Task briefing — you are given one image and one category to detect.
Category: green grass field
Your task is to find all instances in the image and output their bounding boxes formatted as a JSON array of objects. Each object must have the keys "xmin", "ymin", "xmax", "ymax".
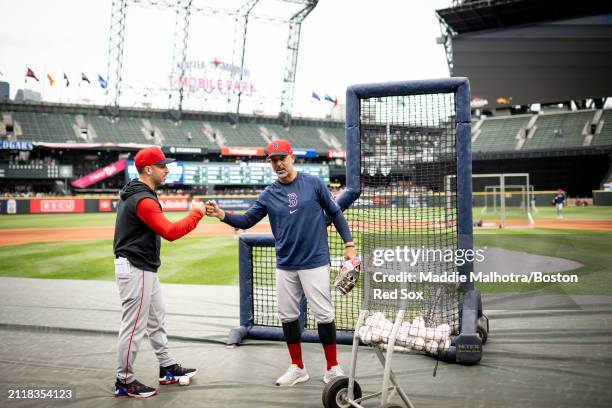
[
  {"xmin": 0, "ymin": 236, "xmax": 240, "ymax": 285},
  {"xmin": 2, "ymin": 206, "xmax": 608, "ymax": 230},
  {"xmin": 0, "ymin": 211, "xmax": 241, "ymax": 285},
  {"xmin": 476, "ymin": 205, "xmax": 612, "ymax": 221},
  {"xmin": 0, "ymin": 211, "xmax": 222, "ymax": 229},
  {"xmin": 0, "ymin": 207, "xmax": 611, "ymax": 294}
]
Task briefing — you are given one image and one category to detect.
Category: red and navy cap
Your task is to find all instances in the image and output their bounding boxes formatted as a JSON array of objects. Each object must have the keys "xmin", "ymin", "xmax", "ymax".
[
  {"xmin": 267, "ymin": 139, "xmax": 293, "ymax": 158},
  {"xmin": 134, "ymin": 147, "xmax": 175, "ymax": 169}
]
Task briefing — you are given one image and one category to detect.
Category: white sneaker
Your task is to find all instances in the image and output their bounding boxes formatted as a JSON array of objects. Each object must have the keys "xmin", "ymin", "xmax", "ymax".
[
  {"xmin": 323, "ymin": 365, "xmax": 345, "ymax": 384},
  {"xmin": 275, "ymin": 364, "xmax": 309, "ymax": 387}
]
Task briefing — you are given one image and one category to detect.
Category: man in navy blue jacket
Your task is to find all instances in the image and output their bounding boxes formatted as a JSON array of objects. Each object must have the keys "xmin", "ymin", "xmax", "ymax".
[{"xmin": 205, "ymin": 139, "xmax": 356, "ymax": 387}]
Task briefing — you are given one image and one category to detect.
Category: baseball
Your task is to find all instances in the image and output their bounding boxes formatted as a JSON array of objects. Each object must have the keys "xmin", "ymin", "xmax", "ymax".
[
  {"xmin": 404, "ymin": 336, "xmax": 416, "ymax": 349},
  {"xmin": 371, "ymin": 328, "xmax": 382, "ymax": 343},
  {"xmin": 441, "ymin": 338, "xmax": 452, "ymax": 352},
  {"xmin": 179, "ymin": 376, "xmax": 190, "ymax": 386},
  {"xmin": 413, "ymin": 337, "xmax": 425, "ymax": 351},
  {"xmin": 358, "ymin": 326, "xmax": 371, "ymax": 343},
  {"xmin": 434, "ymin": 323, "xmax": 451, "ymax": 341},
  {"xmin": 425, "ymin": 327, "xmax": 436, "ymax": 341},
  {"xmin": 381, "ymin": 320, "xmax": 393, "ymax": 332},
  {"xmin": 425, "ymin": 340, "xmax": 439, "ymax": 354},
  {"xmin": 396, "ymin": 332, "xmax": 409, "ymax": 347}
]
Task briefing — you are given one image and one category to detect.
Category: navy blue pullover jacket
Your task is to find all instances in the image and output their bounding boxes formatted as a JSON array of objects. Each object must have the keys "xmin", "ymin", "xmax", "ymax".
[{"xmin": 222, "ymin": 172, "xmax": 352, "ymax": 270}]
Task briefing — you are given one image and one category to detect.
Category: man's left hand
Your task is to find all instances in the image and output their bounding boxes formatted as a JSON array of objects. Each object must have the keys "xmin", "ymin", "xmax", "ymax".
[{"xmin": 344, "ymin": 243, "xmax": 356, "ymax": 260}]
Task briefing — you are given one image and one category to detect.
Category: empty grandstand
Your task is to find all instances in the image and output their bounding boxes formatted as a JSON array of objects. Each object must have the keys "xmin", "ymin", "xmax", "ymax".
[{"xmin": 0, "ymin": 101, "xmax": 345, "ymax": 154}]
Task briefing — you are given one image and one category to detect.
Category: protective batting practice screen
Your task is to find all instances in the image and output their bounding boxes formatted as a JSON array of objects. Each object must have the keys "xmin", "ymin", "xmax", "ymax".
[{"xmin": 231, "ymin": 79, "xmax": 479, "ymax": 363}]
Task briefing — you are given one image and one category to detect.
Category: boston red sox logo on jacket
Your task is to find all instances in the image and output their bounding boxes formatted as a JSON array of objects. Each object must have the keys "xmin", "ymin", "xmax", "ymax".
[{"xmin": 287, "ymin": 193, "xmax": 298, "ymax": 208}]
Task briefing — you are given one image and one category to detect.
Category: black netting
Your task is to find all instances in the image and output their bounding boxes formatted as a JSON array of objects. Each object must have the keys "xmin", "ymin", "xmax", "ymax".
[
  {"xmin": 252, "ymin": 92, "xmax": 463, "ymax": 341},
  {"xmin": 252, "ymin": 245, "xmax": 280, "ymax": 327}
]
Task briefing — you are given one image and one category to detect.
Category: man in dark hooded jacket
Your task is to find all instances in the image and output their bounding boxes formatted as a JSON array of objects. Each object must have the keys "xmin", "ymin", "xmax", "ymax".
[{"xmin": 113, "ymin": 147, "xmax": 205, "ymax": 398}]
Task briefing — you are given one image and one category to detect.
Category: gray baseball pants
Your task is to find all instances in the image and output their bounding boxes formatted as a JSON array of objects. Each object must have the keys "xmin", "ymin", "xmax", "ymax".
[
  {"xmin": 114, "ymin": 257, "xmax": 176, "ymax": 383},
  {"xmin": 276, "ymin": 264, "xmax": 334, "ymax": 324}
]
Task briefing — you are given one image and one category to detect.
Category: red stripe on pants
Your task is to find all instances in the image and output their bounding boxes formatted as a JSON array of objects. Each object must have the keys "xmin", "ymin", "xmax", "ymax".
[{"xmin": 124, "ymin": 269, "xmax": 145, "ymax": 382}]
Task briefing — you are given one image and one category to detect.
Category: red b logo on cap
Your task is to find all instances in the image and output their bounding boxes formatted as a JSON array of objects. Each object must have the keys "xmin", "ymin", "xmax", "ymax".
[{"xmin": 267, "ymin": 139, "xmax": 292, "ymax": 158}]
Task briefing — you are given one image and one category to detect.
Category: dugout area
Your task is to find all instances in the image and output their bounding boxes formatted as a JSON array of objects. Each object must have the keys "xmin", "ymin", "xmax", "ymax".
[{"xmin": 1, "ymin": 276, "xmax": 611, "ymax": 407}]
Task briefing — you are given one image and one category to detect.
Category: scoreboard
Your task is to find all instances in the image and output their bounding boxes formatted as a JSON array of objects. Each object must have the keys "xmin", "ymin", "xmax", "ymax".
[{"xmin": 127, "ymin": 161, "xmax": 329, "ymax": 185}]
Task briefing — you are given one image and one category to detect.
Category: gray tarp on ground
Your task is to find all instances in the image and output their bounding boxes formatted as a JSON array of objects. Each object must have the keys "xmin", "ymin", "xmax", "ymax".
[{"xmin": 1, "ymin": 277, "xmax": 611, "ymax": 407}]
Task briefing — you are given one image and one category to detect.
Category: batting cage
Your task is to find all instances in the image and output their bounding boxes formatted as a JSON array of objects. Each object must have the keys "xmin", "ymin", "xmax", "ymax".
[{"xmin": 229, "ymin": 78, "xmax": 488, "ymax": 375}]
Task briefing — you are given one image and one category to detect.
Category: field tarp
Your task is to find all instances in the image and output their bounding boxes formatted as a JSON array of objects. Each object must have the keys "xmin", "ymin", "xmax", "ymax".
[{"xmin": 1, "ymin": 277, "xmax": 611, "ymax": 407}]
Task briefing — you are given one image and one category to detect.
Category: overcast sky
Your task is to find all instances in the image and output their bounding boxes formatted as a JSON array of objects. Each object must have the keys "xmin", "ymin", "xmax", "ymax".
[{"xmin": 0, "ymin": 0, "xmax": 451, "ymax": 117}]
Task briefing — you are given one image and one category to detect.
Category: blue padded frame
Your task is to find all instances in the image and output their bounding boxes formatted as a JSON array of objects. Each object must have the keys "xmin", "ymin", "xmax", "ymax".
[
  {"xmin": 342, "ymin": 78, "xmax": 481, "ymax": 363},
  {"xmin": 228, "ymin": 233, "xmax": 355, "ymax": 345},
  {"xmin": 343, "ymin": 78, "xmax": 473, "ymax": 261}
]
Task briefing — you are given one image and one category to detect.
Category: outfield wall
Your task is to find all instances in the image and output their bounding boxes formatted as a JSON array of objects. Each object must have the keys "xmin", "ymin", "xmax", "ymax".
[
  {"xmin": 0, "ymin": 196, "xmax": 257, "ymax": 215},
  {"xmin": 593, "ymin": 190, "xmax": 612, "ymax": 205},
  {"xmin": 3, "ymin": 190, "xmax": 609, "ymax": 215}
]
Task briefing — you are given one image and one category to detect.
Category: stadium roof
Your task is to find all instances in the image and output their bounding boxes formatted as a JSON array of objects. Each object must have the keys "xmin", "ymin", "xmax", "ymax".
[{"xmin": 436, "ymin": 0, "xmax": 612, "ymax": 35}]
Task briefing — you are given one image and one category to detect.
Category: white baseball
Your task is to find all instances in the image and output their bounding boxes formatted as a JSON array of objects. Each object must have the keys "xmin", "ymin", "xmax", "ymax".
[
  {"xmin": 433, "ymin": 327, "xmax": 444, "ymax": 341},
  {"xmin": 179, "ymin": 376, "xmax": 190, "ymax": 386},
  {"xmin": 425, "ymin": 340, "xmax": 439, "ymax": 354},
  {"xmin": 425, "ymin": 328, "xmax": 436, "ymax": 341},
  {"xmin": 381, "ymin": 320, "xmax": 393, "ymax": 332},
  {"xmin": 396, "ymin": 333, "xmax": 409, "ymax": 347},
  {"xmin": 434, "ymin": 324, "xmax": 451, "ymax": 341},
  {"xmin": 413, "ymin": 317, "xmax": 425, "ymax": 328},
  {"xmin": 405, "ymin": 336, "xmax": 416, "ymax": 348},
  {"xmin": 371, "ymin": 328, "xmax": 382, "ymax": 343},
  {"xmin": 358, "ymin": 326, "xmax": 369, "ymax": 341},
  {"xmin": 408, "ymin": 325, "xmax": 419, "ymax": 337},
  {"xmin": 417, "ymin": 327, "xmax": 426, "ymax": 338},
  {"xmin": 413, "ymin": 337, "xmax": 425, "ymax": 351}
]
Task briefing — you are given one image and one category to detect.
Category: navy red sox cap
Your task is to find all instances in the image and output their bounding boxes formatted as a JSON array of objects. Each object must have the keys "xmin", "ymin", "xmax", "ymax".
[
  {"xmin": 267, "ymin": 139, "xmax": 293, "ymax": 158},
  {"xmin": 135, "ymin": 147, "xmax": 176, "ymax": 168}
]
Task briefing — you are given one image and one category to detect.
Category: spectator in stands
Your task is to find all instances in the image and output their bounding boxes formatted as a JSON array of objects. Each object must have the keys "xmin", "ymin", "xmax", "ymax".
[{"xmin": 552, "ymin": 188, "xmax": 566, "ymax": 219}]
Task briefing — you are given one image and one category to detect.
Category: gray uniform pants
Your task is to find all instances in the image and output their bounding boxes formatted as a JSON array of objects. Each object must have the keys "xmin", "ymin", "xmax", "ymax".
[
  {"xmin": 115, "ymin": 257, "xmax": 176, "ymax": 383},
  {"xmin": 276, "ymin": 265, "xmax": 334, "ymax": 324}
]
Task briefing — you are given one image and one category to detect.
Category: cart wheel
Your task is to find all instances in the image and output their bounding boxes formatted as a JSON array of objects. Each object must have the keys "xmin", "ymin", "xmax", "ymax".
[
  {"xmin": 322, "ymin": 376, "xmax": 362, "ymax": 408},
  {"xmin": 477, "ymin": 314, "xmax": 489, "ymax": 344}
]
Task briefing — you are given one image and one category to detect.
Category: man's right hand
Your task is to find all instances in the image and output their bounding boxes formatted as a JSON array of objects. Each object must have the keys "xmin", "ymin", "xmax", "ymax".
[
  {"xmin": 190, "ymin": 200, "xmax": 206, "ymax": 216},
  {"xmin": 205, "ymin": 200, "xmax": 225, "ymax": 220}
]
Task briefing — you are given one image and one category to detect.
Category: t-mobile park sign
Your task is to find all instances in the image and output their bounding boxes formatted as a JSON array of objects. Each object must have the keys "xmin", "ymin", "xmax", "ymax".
[{"xmin": 168, "ymin": 76, "xmax": 255, "ymax": 95}]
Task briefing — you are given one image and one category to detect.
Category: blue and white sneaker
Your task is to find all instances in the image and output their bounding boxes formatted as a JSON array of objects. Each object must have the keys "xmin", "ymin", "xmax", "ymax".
[
  {"xmin": 159, "ymin": 363, "xmax": 198, "ymax": 385},
  {"xmin": 114, "ymin": 379, "xmax": 157, "ymax": 398}
]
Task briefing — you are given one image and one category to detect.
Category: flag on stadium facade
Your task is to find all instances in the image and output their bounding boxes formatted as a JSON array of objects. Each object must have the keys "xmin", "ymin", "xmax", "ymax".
[
  {"xmin": 97, "ymin": 74, "xmax": 107, "ymax": 89},
  {"xmin": 81, "ymin": 73, "xmax": 90, "ymax": 84},
  {"xmin": 26, "ymin": 67, "xmax": 39, "ymax": 81},
  {"xmin": 47, "ymin": 73, "xmax": 55, "ymax": 86},
  {"xmin": 311, "ymin": 92, "xmax": 321, "ymax": 101},
  {"xmin": 324, "ymin": 94, "xmax": 339, "ymax": 107}
]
